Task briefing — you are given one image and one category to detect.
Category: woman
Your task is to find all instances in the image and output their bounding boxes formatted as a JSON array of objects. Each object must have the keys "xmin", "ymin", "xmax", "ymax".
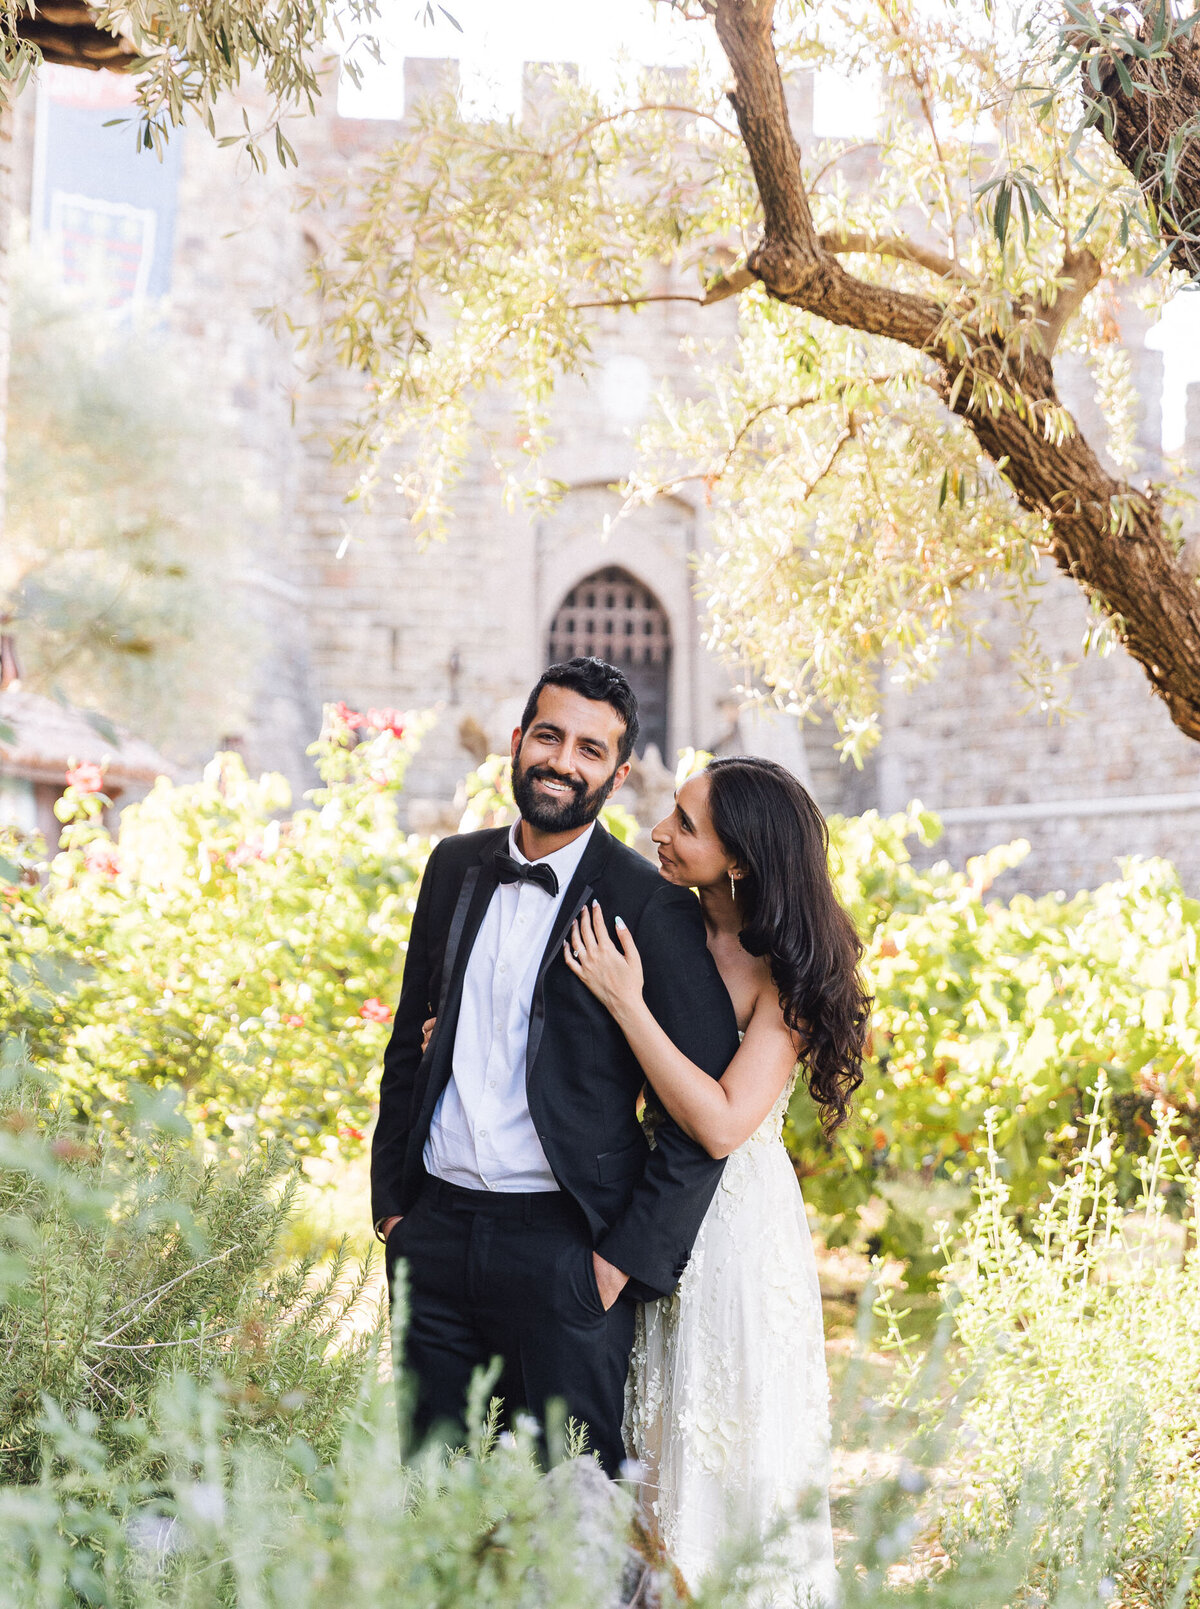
[{"xmin": 563, "ymin": 756, "xmax": 869, "ymax": 1603}]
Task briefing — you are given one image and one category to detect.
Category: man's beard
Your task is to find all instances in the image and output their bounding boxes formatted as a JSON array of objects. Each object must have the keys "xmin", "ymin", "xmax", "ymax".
[{"xmin": 512, "ymin": 755, "xmax": 619, "ymax": 833}]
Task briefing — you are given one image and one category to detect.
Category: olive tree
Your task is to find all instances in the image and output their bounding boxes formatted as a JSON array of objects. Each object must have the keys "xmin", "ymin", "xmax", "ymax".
[
  {"xmin": 298, "ymin": 0, "xmax": 1200, "ymax": 756},
  {"xmin": 4, "ymin": 0, "xmax": 1200, "ymax": 755}
]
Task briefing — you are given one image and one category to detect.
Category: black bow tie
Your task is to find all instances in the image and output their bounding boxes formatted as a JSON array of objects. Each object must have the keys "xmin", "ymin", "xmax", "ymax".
[{"xmin": 494, "ymin": 849, "xmax": 559, "ymax": 897}]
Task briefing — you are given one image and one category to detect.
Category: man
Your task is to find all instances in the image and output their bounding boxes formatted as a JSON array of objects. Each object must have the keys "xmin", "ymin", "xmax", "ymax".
[{"xmin": 371, "ymin": 656, "xmax": 739, "ymax": 1474}]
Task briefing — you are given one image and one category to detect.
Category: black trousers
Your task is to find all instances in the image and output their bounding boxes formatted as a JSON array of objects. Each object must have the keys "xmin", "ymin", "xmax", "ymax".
[{"xmin": 386, "ymin": 1175, "xmax": 636, "ymax": 1476}]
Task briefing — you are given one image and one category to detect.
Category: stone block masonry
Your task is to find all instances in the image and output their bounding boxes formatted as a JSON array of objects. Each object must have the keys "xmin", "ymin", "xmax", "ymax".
[{"xmin": 11, "ymin": 57, "xmax": 1197, "ymax": 893}]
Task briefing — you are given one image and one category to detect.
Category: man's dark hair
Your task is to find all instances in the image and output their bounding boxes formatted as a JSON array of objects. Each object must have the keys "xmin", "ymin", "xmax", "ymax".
[{"xmin": 519, "ymin": 657, "xmax": 640, "ymax": 766}]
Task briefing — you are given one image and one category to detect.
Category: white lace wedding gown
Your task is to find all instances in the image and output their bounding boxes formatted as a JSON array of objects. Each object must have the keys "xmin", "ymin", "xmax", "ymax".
[{"xmin": 624, "ymin": 1072, "xmax": 837, "ymax": 1605}]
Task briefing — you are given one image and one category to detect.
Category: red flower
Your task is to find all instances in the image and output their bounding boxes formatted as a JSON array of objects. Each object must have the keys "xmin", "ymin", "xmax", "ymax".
[
  {"xmin": 66, "ymin": 762, "xmax": 105, "ymax": 794},
  {"xmin": 358, "ymin": 997, "xmax": 392, "ymax": 1024},
  {"xmin": 339, "ymin": 1125, "xmax": 365, "ymax": 1143},
  {"xmin": 333, "ymin": 701, "xmax": 365, "ymax": 730},
  {"xmin": 365, "ymin": 707, "xmax": 405, "ymax": 739},
  {"xmin": 84, "ymin": 840, "xmax": 120, "ymax": 877},
  {"xmin": 283, "ymin": 1014, "xmax": 304, "ymax": 1028}
]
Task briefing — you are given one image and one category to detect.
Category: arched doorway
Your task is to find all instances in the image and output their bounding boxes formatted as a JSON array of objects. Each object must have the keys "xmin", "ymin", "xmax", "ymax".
[{"xmin": 547, "ymin": 567, "xmax": 672, "ymax": 757}]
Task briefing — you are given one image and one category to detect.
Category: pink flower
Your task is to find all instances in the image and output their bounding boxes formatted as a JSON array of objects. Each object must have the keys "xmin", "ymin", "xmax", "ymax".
[
  {"xmin": 283, "ymin": 1014, "xmax": 304, "ymax": 1028},
  {"xmin": 358, "ymin": 997, "xmax": 392, "ymax": 1024},
  {"xmin": 66, "ymin": 762, "xmax": 105, "ymax": 794},
  {"xmin": 339, "ymin": 1125, "xmax": 365, "ymax": 1143},
  {"xmin": 226, "ymin": 839, "xmax": 263, "ymax": 869},
  {"xmin": 84, "ymin": 840, "xmax": 120, "ymax": 877},
  {"xmin": 365, "ymin": 708, "xmax": 406, "ymax": 739},
  {"xmin": 333, "ymin": 701, "xmax": 365, "ymax": 730}
]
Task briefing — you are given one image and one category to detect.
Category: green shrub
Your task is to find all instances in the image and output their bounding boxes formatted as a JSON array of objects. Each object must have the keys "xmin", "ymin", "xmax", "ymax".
[
  {"xmin": 788, "ymin": 808, "xmax": 1200, "ymax": 1271},
  {"xmin": 1, "ymin": 708, "xmax": 431, "ymax": 1156},
  {"xmin": 0, "ymin": 1366, "xmax": 633, "ymax": 1609},
  {"xmin": 0, "ymin": 1039, "xmax": 381, "ymax": 1484},
  {"xmin": 5, "ymin": 1165, "xmax": 1198, "ymax": 1608},
  {"xmin": 2, "ymin": 1021, "xmax": 1198, "ymax": 1607},
  {"xmin": 872, "ymin": 1086, "xmax": 1200, "ymax": 1608},
  {"xmin": 0, "ymin": 722, "xmax": 642, "ymax": 1166}
]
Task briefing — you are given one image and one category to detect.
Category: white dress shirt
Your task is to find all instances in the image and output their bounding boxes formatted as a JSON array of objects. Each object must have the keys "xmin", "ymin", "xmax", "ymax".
[{"xmin": 423, "ymin": 819, "xmax": 596, "ymax": 1191}]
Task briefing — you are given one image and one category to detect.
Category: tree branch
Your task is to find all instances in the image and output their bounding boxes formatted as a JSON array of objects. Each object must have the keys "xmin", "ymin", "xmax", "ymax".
[
  {"xmin": 1037, "ymin": 246, "xmax": 1102, "ymax": 354},
  {"xmin": 568, "ymin": 293, "xmax": 707, "ymax": 310},
  {"xmin": 710, "ymin": 0, "xmax": 1200, "ymax": 744},
  {"xmin": 702, "ymin": 266, "xmax": 757, "ymax": 303},
  {"xmin": 548, "ymin": 103, "xmax": 742, "ymax": 164},
  {"xmin": 618, "ymin": 395, "xmax": 835, "ymax": 510},
  {"xmin": 619, "ymin": 384, "xmax": 888, "ymax": 517},
  {"xmin": 807, "ymin": 141, "xmax": 882, "ymax": 193},
  {"xmin": 820, "ymin": 230, "xmax": 976, "ymax": 283},
  {"xmin": 567, "ymin": 268, "xmax": 759, "ymax": 311},
  {"xmin": 712, "ymin": 0, "xmax": 944, "ymax": 349}
]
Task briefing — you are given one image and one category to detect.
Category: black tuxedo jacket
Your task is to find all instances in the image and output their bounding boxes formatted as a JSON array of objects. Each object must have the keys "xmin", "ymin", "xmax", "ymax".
[{"xmin": 370, "ymin": 821, "xmax": 740, "ymax": 1300}]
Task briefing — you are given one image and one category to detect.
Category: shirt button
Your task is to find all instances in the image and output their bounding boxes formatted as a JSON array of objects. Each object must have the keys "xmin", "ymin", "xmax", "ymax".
[
  {"xmin": 478, "ymin": 1128, "xmax": 488, "ymax": 1139},
  {"xmin": 488, "ymin": 1079, "xmax": 497, "ymax": 1090}
]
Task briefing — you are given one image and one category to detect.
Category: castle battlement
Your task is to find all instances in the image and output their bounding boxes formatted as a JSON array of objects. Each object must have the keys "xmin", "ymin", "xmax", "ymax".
[{"xmin": 393, "ymin": 53, "xmax": 816, "ymax": 140}]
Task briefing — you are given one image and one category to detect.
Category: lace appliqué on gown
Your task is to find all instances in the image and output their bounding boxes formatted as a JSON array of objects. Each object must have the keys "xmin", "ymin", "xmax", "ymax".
[{"xmin": 624, "ymin": 1074, "xmax": 837, "ymax": 1606}]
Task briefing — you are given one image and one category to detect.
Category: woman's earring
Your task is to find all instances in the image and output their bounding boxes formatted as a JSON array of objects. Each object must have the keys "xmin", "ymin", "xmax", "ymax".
[{"xmin": 729, "ymin": 871, "xmax": 737, "ymax": 900}]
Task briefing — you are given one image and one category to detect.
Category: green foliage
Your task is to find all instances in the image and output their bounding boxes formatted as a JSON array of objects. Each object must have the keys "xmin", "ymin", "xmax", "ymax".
[
  {"xmin": 1049, "ymin": 0, "xmax": 1200, "ymax": 279},
  {"xmin": 4, "ymin": 872, "xmax": 1200, "ymax": 1606},
  {"xmin": 2, "ymin": 265, "xmax": 257, "ymax": 764},
  {"xmin": 878, "ymin": 1092, "xmax": 1200, "ymax": 1608},
  {"xmin": 1, "ymin": 709, "xmax": 430, "ymax": 1155},
  {"xmin": 8, "ymin": 725, "xmax": 1199, "ymax": 1268},
  {"xmin": 788, "ymin": 807, "xmax": 1200, "ymax": 1274},
  {"xmin": 4, "ymin": 1066, "xmax": 1198, "ymax": 1606},
  {"xmin": 0, "ymin": 1370, "xmax": 628, "ymax": 1609},
  {"xmin": 0, "ymin": 851, "xmax": 79, "ymax": 1065},
  {"xmin": 0, "ymin": 1039, "xmax": 381, "ymax": 1487},
  {"xmin": 8, "ymin": 696, "xmax": 1200, "ymax": 1280},
  {"xmin": 0, "ymin": 0, "xmax": 382, "ymax": 166}
]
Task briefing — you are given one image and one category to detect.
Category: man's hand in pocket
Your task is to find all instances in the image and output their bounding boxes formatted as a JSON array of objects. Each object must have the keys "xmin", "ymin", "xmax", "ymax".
[{"xmin": 592, "ymin": 1251, "xmax": 629, "ymax": 1310}]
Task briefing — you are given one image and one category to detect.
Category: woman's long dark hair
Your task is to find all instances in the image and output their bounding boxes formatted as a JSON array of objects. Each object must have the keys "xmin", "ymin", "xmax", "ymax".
[{"xmin": 706, "ymin": 756, "xmax": 871, "ymax": 1136}]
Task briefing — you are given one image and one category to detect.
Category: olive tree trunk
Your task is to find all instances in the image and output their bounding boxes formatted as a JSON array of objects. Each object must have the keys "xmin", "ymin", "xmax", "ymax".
[{"xmin": 711, "ymin": 0, "xmax": 1200, "ymax": 745}]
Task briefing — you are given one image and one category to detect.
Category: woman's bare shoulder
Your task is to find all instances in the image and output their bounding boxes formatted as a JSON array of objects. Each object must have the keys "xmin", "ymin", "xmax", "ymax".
[
  {"xmin": 747, "ymin": 969, "xmax": 805, "ymax": 1057},
  {"xmin": 748, "ymin": 970, "xmax": 786, "ymax": 1028}
]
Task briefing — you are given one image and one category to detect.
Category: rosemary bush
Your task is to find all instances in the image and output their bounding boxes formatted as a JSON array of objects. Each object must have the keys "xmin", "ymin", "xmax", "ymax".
[
  {"xmin": 0, "ymin": 1039, "xmax": 381, "ymax": 1485},
  {"xmin": 0, "ymin": 1369, "xmax": 621, "ymax": 1609},
  {"xmin": 869, "ymin": 1088, "xmax": 1200, "ymax": 1609}
]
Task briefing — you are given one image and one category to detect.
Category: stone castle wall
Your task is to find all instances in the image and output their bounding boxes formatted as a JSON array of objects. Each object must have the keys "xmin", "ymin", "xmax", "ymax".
[
  {"xmin": 877, "ymin": 569, "xmax": 1200, "ymax": 894},
  {"xmin": 270, "ymin": 62, "xmax": 801, "ymax": 814},
  {"xmin": 12, "ymin": 58, "xmax": 1200, "ymax": 892}
]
